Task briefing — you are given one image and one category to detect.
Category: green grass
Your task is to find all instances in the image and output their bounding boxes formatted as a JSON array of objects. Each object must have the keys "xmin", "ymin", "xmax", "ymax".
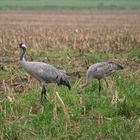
[
  {"xmin": 0, "ymin": 47, "xmax": 140, "ymax": 139},
  {"xmin": 88, "ymin": 50, "xmax": 114, "ymax": 63},
  {"xmin": 0, "ymin": 71, "xmax": 140, "ymax": 139},
  {"xmin": 128, "ymin": 49, "xmax": 140, "ymax": 58},
  {"xmin": 0, "ymin": 70, "xmax": 9, "ymax": 79},
  {"xmin": 0, "ymin": 0, "xmax": 140, "ymax": 10}
]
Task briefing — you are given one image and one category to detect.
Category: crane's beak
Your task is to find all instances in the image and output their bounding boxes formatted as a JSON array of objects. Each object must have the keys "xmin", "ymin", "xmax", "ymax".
[
  {"xmin": 14, "ymin": 45, "xmax": 19, "ymax": 52},
  {"xmin": 14, "ymin": 45, "xmax": 18, "ymax": 51},
  {"xmin": 67, "ymin": 84, "xmax": 71, "ymax": 90},
  {"xmin": 64, "ymin": 82, "xmax": 71, "ymax": 90},
  {"xmin": 17, "ymin": 45, "xmax": 20, "ymax": 48}
]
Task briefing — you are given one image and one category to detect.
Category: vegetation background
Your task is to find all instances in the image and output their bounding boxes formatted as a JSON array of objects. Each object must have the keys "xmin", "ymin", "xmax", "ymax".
[
  {"xmin": 0, "ymin": 0, "xmax": 140, "ymax": 10},
  {"xmin": 0, "ymin": 0, "xmax": 140, "ymax": 139}
]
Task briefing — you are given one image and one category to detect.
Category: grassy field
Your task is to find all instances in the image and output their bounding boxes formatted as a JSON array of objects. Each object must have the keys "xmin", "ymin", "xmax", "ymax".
[
  {"xmin": 0, "ymin": 0, "xmax": 140, "ymax": 10},
  {"xmin": 0, "ymin": 11, "xmax": 140, "ymax": 139}
]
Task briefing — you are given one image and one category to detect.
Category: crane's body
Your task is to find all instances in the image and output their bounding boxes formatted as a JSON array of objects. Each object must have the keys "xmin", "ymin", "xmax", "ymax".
[
  {"xmin": 21, "ymin": 60, "xmax": 68, "ymax": 85},
  {"xmin": 87, "ymin": 62, "xmax": 123, "ymax": 80},
  {"xmin": 18, "ymin": 43, "xmax": 71, "ymax": 103},
  {"xmin": 80, "ymin": 61, "xmax": 123, "ymax": 92}
]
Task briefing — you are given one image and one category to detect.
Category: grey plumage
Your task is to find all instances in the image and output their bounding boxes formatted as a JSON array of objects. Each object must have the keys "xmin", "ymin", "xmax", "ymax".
[
  {"xmin": 80, "ymin": 61, "xmax": 123, "ymax": 92},
  {"xmin": 18, "ymin": 43, "xmax": 71, "ymax": 103}
]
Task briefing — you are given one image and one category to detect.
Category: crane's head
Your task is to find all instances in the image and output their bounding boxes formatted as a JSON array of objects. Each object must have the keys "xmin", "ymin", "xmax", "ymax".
[
  {"xmin": 18, "ymin": 43, "xmax": 27, "ymax": 50},
  {"xmin": 64, "ymin": 80, "xmax": 71, "ymax": 90},
  {"xmin": 58, "ymin": 77, "xmax": 71, "ymax": 90}
]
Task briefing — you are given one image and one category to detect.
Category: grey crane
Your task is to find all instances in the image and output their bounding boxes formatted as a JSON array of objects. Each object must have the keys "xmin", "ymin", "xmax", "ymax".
[
  {"xmin": 79, "ymin": 61, "xmax": 123, "ymax": 92},
  {"xmin": 18, "ymin": 43, "xmax": 71, "ymax": 103}
]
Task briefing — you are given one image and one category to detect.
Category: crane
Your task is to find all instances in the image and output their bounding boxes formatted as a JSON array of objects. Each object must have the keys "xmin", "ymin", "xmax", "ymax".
[
  {"xmin": 79, "ymin": 61, "xmax": 123, "ymax": 92},
  {"xmin": 18, "ymin": 43, "xmax": 71, "ymax": 104}
]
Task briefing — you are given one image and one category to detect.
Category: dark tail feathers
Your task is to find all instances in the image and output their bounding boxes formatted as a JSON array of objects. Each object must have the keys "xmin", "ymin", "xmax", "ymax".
[{"xmin": 109, "ymin": 61, "xmax": 124, "ymax": 70}]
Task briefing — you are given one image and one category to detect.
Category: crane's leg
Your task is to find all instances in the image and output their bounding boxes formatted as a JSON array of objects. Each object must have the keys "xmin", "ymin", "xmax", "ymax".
[
  {"xmin": 98, "ymin": 80, "xmax": 101, "ymax": 93},
  {"xmin": 40, "ymin": 90, "xmax": 44, "ymax": 104},
  {"xmin": 43, "ymin": 85, "xmax": 47, "ymax": 100},
  {"xmin": 40, "ymin": 85, "xmax": 46, "ymax": 104}
]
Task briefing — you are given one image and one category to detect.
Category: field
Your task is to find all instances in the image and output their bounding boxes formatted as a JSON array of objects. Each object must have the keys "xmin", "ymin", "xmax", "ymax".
[
  {"xmin": 0, "ymin": 10, "xmax": 140, "ymax": 140},
  {"xmin": 0, "ymin": 0, "xmax": 140, "ymax": 10}
]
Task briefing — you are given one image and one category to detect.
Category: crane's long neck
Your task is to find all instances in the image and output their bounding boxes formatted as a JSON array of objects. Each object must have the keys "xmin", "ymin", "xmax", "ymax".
[
  {"xmin": 79, "ymin": 77, "xmax": 92, "ymax": 90},
  {"xmin": 20, "ymin": 48, "xmax": 26, "ymax": 61}
]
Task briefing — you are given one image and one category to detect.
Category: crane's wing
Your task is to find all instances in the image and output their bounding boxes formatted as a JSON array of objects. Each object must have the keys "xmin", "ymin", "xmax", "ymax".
[
  {"xmin": 25, "ymin": 62, "xmax": 60, "ymax": 82},
  {"xmin": 95, "ymin": 62, "xmax": 122, "ymax": 78}
]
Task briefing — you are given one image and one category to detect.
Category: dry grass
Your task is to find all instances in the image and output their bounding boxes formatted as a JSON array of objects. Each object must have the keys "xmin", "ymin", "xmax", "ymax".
[{"xmin": 0, "ymin": 11, "xmax": 140, "ymax": 51}]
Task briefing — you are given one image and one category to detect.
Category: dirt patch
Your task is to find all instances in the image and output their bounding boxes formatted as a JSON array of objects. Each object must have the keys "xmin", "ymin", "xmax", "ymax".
[{"xmin": 0, "ymin": 76, "xmax": 28, "ymax": 94}]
